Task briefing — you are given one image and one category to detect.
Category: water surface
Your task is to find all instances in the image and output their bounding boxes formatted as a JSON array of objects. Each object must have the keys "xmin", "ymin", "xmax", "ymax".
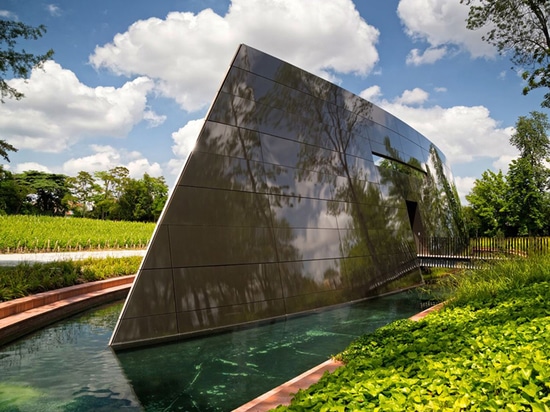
[{"xmin": 0, "ymin": 291, "xmax": 420, "ymax": 411}]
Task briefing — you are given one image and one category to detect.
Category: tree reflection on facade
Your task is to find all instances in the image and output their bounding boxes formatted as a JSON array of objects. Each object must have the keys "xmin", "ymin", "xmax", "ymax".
[{"xmin": 110, "ymin": 45, "xmax": 465, "ymax": 350}]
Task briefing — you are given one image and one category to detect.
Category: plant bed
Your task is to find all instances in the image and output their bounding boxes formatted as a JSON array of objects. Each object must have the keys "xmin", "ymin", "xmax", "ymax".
[
  {"xmin": 274, "ymin": 256, "xmax": 550, "ymax": 411},
  {"xmin": 0, "ymin": 256, "xmax": 141, "ymax": 302}
]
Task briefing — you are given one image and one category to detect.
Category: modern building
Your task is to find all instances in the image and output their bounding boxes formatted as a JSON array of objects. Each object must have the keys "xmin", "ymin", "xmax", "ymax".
[{"xmin": 110, "ymin": 44, "xmax": 465, "ymax": 350}]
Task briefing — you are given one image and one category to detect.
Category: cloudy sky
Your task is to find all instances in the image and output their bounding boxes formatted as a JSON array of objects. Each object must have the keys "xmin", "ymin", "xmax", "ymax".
[{"xmin": 1, "ymin": 0, "xmax": 545, "ymax": 203}]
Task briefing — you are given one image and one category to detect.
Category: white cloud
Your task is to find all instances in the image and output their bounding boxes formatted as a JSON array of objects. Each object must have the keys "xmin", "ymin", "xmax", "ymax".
[
  {"xmin": 143, "ymin": 110, "xmax": 167, "ymax": 128},
  {"xmin": 434, "ymin": 87, "xmax": 447, "ymax": 93},
  {"xmin": 46, "ymin": 4, "xmax": 61, "ymax": 16},
  {"xmin": 454, "ymin": 176, "xmax": 476, "ymax": 204},
  {"xmin": 397, "ymin": 0, "xmax": 495, "ymax": 63},
  {"xmin": 90, "ymin": 0, "xmax": 379, "ymax": 112},
  {"xmin": 0, "ymin": 10, "xmax": 17, "ymax": 19},
  {"xmin": 167, "ymin": 158, "xmax": 184, "ymax": 179},
  {"xmin": 166, "ymin": 118, "xmax": 204, "ymax": 177},
  {"xmin": 0, "ymin": 61, "xmax": 155, "ymax": 153},
  {"xmin": 493, "ymin": 154, "xmax": 516, "ymax": 173},
  {"xmin": 359, "ymin": 85, "xmax": 382, "ymax": 102},
  {"xmin": 61, "ymin": 144, "xmax": 162, "ymax": 178},
  {"xmin": 171, "ymin": 118, "xmax": 203, "ymax": 159},
  {"xmin": 395, "ymin": 88, "xmax": 429, "ymax": 105},
  {"xmin": 13, "ymin": 162, "xmax": 52, "ymax": 174},
  {"xmin": 406, "ymin": 47, "xmax": 448, "ymax": 65},
  {"xmin": 362, "ymin": 86, "xmax": 517, "ymax": 168}
]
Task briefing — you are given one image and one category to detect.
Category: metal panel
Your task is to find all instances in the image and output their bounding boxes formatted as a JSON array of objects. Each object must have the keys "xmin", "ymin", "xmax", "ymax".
[{"xmin": 110, "ymin": 44, "xmax": 463, "ymax": 350}]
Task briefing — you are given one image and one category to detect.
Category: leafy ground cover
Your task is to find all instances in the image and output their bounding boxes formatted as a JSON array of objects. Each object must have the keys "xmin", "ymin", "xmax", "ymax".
[
  {"xmin": 275, "ymin": 256, "xmax": 550, "ymax": 411},
  {"xmin": 0, "ymin": 256, "xmax": 142, "ymax": 302},
  {"xmin": 0, "ymin": 215, "xmax": 154, "ymax": 253}
]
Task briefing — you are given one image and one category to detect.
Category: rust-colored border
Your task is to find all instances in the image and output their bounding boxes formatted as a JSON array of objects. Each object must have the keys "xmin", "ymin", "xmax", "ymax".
[{"xmin": 233, "ymin": 301, "xmax": 445, "ymax": 411}]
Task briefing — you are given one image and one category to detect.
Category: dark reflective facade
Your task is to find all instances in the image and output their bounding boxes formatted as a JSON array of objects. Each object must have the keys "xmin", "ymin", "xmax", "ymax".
[{"xmin": 110, "ymin": 45, "xmax": 465, "ymax": 350}]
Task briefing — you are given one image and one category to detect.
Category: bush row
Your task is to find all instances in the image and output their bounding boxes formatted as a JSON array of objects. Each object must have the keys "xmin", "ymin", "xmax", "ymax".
[{"xmin": 0, "ymin": 256, "xmax": 142, "ymax": 302}]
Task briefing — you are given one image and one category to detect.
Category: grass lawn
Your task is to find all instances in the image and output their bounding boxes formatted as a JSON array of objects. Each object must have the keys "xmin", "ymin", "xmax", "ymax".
[{"xmin": 274, "ymin": 256, "xmax": 550, "ymax": 411}]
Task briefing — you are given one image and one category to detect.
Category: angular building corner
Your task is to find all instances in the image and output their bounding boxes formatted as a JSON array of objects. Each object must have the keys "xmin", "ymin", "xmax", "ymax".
[{"xmin": 109, "ymin": 44, "xmax": 465, "ymax": 350}]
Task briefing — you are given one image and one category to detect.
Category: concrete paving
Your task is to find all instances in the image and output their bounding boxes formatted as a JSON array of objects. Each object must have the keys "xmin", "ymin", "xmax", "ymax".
[{"xmin": 0, "ymin": 249, "xmax": 146, "ymax": 266}]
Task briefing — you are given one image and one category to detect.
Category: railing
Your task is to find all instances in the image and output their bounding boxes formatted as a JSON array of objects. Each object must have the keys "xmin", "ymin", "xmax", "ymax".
[{"xmin": 416, "ymin": 237, "xmax": 550, "ymax": 268}]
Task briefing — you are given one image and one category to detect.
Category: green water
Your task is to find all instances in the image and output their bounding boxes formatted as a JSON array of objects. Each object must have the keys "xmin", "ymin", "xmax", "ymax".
[{"xmin": 0, "ymin": 291, "xmax": 421, "ymax": 411}]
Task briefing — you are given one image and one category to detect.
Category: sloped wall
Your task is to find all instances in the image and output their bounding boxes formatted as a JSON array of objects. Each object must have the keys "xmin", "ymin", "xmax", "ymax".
[{"xmin": 110, "ymin": 44, "xmax": 464, "ymax": 350}]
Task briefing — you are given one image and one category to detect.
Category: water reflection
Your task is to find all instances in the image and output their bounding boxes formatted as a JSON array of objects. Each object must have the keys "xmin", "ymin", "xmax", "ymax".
[
  {"xmin": 112, "ymin": 44, "xmax": 463, "ymax": 348},
  {"xmin": 0, "ymin": 292, "xmax": 422, "ymax": 411},
  {"xmin": 118, "ymin": 291, "xmax": 421, "ymax": 411},
  {"xmin": 0, "ymin": 303, "xmax": 141, "ymax": 411}
]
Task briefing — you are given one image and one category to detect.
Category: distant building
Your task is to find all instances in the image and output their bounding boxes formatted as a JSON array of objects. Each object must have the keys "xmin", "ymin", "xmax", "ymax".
[{"xmin": 110, "ymin": 45, "xmax": 465, "ymax": 350}]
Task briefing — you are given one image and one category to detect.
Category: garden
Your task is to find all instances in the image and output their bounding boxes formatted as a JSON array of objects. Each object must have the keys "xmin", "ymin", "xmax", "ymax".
[
  {"xmin": 1, "ymin": 213, "xmax": 550, "ymax": 409},
  {"xmin": 274, "ymin": 255, "xmax": 550, "ymax": 411}
]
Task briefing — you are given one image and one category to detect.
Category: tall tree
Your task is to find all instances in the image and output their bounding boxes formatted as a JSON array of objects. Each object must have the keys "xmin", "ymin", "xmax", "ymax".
[
  {"xmin": 142, "ymin": 173, "xmax": 168, "ymax": 221},
  {"xmin": 115, "ymin": 174, "xmax": 168, "ymax": 222},
  {"xmin": 0, "ymin": 166, "xmax": 25, "ymax": 214},
  {"xmin": 466, "ymin": 112, "xmax": 550, "ymax": 236},
  {"xmin": 505, "ymin": 111, "xmax": 550, "ymax": 235},
  {"xmin": 0, "ymin": 140, "xmax": 17, "ymax": 162},
  {"xmin": 1, "ymin": 19, "xmax": 53, "ymax": 163},
  {"xmin": 506, "ymin": 157, "xmax": 547, "ymax": 235},
  {"xmin": 66, "ymin": 171, "xmax": 99, "ymax": 217},
  {"xmin": 0, "ymin": 20, "xmax": 54, "ymax": 102},
  {"xmin": 466, "ymin": 170, "xmax": 508, "ymax": 237},
  {"xmin": 93, "ymin": 167, "xmax": 130, "ymax": 219},
  {"xmin": 16, "ymin": 170, "xmax": 70, "ymax": 216},
  {"xmin": 461, "ymin": 0, "xmax": 550, "ymax": 107}
]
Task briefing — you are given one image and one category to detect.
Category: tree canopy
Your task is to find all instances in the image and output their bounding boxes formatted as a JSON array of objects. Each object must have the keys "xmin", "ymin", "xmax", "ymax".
[
  {"xmin": 0, "ymin": 19, "xmax": 54, "ymax": 102},
  {"xmin": 0, "ymin": 166, "xmax": 168, "ymax": 222},
  {"xmin": 466, "ymin": 170, "xmax": 508, "ymax": 237},
  {"xmin": 0, "ymin": 19, "xmax": 54, "ymax": 164},
  {"xmin": 0, "ymin": 140, "xmax": 17, "ymax": 162},
  {"xmin": 462, "ymin": 0, "xmax": 550, "ymax": 107},
  {"xmin": 466, "ymin": 111, "xmax": 550, "ymax": 236}
]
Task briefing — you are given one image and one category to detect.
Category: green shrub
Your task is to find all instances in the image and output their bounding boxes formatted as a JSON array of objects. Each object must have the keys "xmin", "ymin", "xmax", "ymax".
[
  {"xmin": 439, "ymin": 253, "xmax": 550, "ymax": 308},
  {"xmin": 0, "ymin": 256, "xmax": 141, "ymax": 302},
  {"xmin": 275, "ymin": 256, "xmax": 550, "ymax": 411}
]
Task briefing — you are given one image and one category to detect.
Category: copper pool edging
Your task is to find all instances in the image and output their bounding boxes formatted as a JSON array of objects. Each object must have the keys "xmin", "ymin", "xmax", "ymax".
[
  {"xmin": 233, "ymin": 301, "xmax": 446, "ymax": 412},
  {"xmin": 0, "ymin": 275, "xmax": 135, "ymax": 347}
]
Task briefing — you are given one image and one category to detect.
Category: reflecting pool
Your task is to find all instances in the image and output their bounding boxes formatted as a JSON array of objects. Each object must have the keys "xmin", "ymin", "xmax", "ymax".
[{"xmin": 0, "ymin": 291, "xmax": 421, "ymax": 411}]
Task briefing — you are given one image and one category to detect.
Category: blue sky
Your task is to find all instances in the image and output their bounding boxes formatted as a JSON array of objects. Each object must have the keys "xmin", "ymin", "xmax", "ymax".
[{"xmin": 1, "ymin": 0, "xmax": 545, "ymax": 203}]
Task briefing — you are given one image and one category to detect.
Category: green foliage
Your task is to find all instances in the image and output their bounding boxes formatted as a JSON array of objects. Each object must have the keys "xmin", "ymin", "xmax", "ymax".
[
  {"xmin": 506, "ymin": 112, "xmax": 550, "ymax": 236},
  {"xmin": 465, "ymin": 170, "xmax": 508, "ymax": 236},
  {"xmin": 466, "ymin": 112, "xmax": 550, "ymax": 237},
  {"xmin": 0, "ymin": 140, "xmax": 16, "ymax": 163},
  {"xmin": 441, "ymin": 254, "xmax": 550, "ymax": 308},
  {"xmin": 0, "ymin": 166, "xmax": 24, "ymax": 214},
  {"xmin": 15, "ymin": 170, "xmax": 70, "ymax": 216},
  {"xmin": 506, "ymin": 158, "xmax": 547, "ymax": 236},
  {"xmin": 114, "ymin": 173, "xmax": 168, "ymax": 222},
  {"xmin": 0, "ymin": 215, "xmax": 154, "ymax": 252},
  {"xmin": 461, "ymin": 1, "xmax": 550, "ymax": 108},
  {"xmin": 0, "ymin": 256, "xmax": 141, "ymax": 302},
  {"xmin": 276, "ymin": 257, "xmax": 550, "ymax": 411},
  {"xmin": 0, "ymin": 166, "xmax": 168, "ymax": 221},
  {"xmin": 511, "ymin": 111, "xmax": 550, "ymax": 162},
  {"xmin": 0, "ymin": 19, "xmax": 54, "ymax": 102},
  {"xmin": 65, "ymin": 171, "xmax": 99, "ymax": 218}
]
